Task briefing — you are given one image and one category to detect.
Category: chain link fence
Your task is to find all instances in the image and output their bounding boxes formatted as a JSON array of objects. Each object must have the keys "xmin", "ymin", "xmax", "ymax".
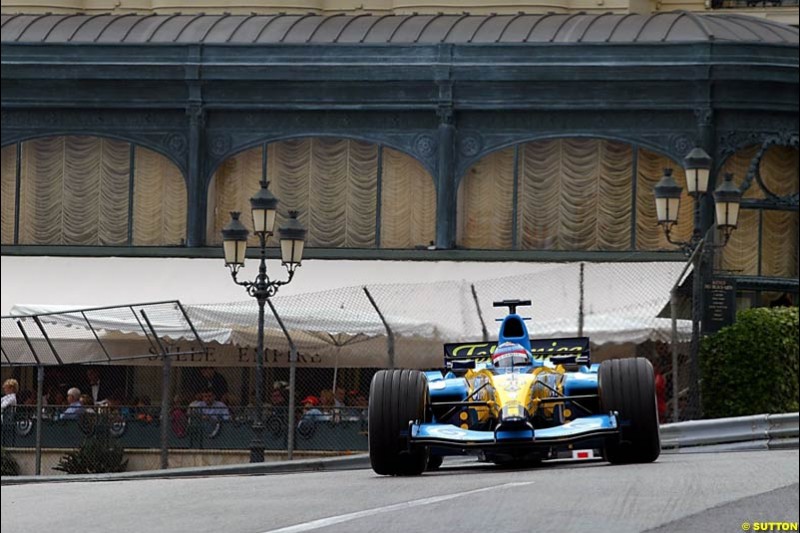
[{"xmin": 1, "ymin": 261, "xmax": 692, "ymax": 476}]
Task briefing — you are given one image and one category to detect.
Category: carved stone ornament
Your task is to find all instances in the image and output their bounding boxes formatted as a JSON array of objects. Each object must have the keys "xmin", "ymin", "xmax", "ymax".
[
  {"xmin": 414, "ymin": 133, "xmax": 438, "ymax": 158},
  {"xmin": 208, "ymin": 134, "xmax": 232, "ymax": 157},
  {"xmin": 458, "ymin": 132, "xmax": 483, "ymax": 158},
  {"xmin": 164, "ymin": 133, "xmax": 188, "ymax": 156}
]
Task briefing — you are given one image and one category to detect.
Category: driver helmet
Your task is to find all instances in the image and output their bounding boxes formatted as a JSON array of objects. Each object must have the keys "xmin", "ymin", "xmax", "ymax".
[{"xmin": 492, "ymin": 342, "xmax": 532, "ymax": 368}]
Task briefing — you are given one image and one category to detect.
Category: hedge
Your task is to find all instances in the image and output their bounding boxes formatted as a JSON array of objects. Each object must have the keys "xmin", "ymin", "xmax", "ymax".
[{"xmin": 700, "ymin": 306, "xmax": 799, "ymax": 418}]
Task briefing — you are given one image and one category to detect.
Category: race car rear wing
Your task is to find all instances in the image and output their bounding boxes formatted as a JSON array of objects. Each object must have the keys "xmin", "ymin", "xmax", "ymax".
[{"xmin": 444, "ymin": 337, "xmax": 591, "ymax": 367}]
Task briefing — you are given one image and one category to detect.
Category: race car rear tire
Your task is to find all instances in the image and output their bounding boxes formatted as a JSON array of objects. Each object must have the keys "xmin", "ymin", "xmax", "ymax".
[
  {"xmin": 599, "ymin": 357, "xmax": 661, "ymax": 464},
  {"xmin": 368, "ymin": 369, "xmax": 429, "ymax": 476}
]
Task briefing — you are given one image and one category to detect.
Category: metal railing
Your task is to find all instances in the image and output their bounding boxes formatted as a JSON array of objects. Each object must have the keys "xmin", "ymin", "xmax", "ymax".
[
  {"xmin": 711, "ymin": 0, "xmax": 797, "ymax": 7},
  {"xmin": 660, "ymin": 412, "xmax": 799, "ymax": 449}
]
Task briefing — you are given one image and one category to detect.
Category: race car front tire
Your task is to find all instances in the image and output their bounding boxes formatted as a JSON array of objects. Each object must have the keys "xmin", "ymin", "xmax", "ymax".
[
  {"xmin": 598, "ymin": 357, "xmax": 661, "ymax": 464},
  {"xmin": 368, "ymin": 369, "xmax": 429, "ymax": 476},
  {"xmin": 426, "ymin": 455, "xmax": 443, "ymax": 471}
]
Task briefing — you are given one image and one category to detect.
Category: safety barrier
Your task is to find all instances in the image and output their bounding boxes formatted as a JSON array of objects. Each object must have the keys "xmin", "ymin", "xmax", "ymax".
[{"xmin": 660, "ymin": 412, "xmax": 799, "ymax": 449}]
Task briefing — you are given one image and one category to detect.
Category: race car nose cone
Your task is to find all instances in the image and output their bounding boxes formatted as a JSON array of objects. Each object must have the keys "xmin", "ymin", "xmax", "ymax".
[{"xmin": 500, "ymin": 403, "xmax": 526, "ymax": 422}]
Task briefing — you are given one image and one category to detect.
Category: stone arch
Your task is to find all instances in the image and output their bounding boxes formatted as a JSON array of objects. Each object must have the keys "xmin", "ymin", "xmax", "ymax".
[
  {"xmin": 205, "ymin": 132, "xmax": 437, "ymax": 190},
  {"xmin": 1, "ymin": 130, "xmax": 188, "ymax": 179},
  {"xmin": 456, "ymin": 132, "xmax": 687, "ymax": 189}
]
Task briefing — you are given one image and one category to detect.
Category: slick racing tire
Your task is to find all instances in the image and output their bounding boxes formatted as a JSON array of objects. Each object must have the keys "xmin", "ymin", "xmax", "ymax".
[
  {"xmin": 369, "ymin": 369, "xmax": 429, "ymax": 476},
  {"xmin": 598, "ymin": 357, "xmax": 661, "ymax": 464}
]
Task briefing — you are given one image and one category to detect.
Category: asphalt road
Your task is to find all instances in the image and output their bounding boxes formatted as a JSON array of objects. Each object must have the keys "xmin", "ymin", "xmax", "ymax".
[{"xmin": 2, "ymin": 450, "xmax": 798, "ymax": 533}]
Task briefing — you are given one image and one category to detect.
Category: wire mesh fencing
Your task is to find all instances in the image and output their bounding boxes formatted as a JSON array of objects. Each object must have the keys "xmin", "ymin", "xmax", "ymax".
[{"xmin": 1, "ymin": 261, "xmax": 694, "ymax": 476}]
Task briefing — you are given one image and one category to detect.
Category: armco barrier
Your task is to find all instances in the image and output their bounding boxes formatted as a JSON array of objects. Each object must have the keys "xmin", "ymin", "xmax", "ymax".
[{"xmin": 660, "ymin": 412, "xmax": 799, "ymax": 449}]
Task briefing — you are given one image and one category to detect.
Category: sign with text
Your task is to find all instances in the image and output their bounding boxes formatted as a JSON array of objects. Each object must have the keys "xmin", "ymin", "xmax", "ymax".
[
  {"xmin": 444, "ymin": 337, "xmax": 590, "ymax": 364},
  {"xmin": 702, "ymin": 277, "xmax": 737, "ymax": 334}
]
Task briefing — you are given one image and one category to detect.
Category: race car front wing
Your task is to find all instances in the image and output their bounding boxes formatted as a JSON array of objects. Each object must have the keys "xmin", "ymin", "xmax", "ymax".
[{"xmin": 409, "ymin": 413, "xmax": 620, "ymax": 450}]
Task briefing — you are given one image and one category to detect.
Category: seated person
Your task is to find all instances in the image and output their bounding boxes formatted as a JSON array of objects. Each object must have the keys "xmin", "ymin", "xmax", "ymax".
[
  {"xmin": 491, "ymin": 342, "xmax": 534, "ymax": 369},
  {"xmin": 350, "ymin": 394, "xmax": 369, "ymax": 421},
  {"xmin": 299, "ymin": 396, "xmax": 325, "ymax": 422},
  {"xmin": 60, "ymin": 388, "xmax": 85, "ymax": 420},
  {"xmin": 189, "ymin": 388, "xmax": 231, "ymax": 421},
  {"xmin": 104, "ymin": 392, "xmax": 133, "ymax": 420},
  {"xmin": 297, "ymin": 396, "xmax": 326, "ymax": 435},
  {"xmin": 170, "ymin": 394, "xmax": 188, "ymax": 437},
  {"xmin": 319, "ymin": 389, "xmax": 336, "ymax": 417},
  {"xmin": 134, "ymin": 396, "xmax": 154, "ymax": 423},
  {"xmin": 79, "ymin": 394, "xmax": 97, "ymax": 415},
  {"xmin": 2, "ymin": 378, "xmax": 18, "ymax": 423}
]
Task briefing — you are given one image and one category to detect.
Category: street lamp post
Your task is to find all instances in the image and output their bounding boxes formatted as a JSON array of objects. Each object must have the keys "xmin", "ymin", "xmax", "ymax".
[
  {"xmin": 221, "ymin": 180, "xmax": 307, "ymax": 463},
  {"xmin": 653, "ymin": 149, "xmax": 742, "ymax": 420}
]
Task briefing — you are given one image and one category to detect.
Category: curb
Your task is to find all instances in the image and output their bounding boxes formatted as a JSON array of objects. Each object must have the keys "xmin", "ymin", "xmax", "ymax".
[{"xmin": 1, "ymin": 453, "xmax": 371, "ymax": 485}]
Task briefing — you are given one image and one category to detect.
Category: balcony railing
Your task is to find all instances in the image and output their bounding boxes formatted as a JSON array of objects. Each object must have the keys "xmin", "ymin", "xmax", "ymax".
[{"xmin": 712, "ymin": 0, "xmax": 797, "ymax": 7}]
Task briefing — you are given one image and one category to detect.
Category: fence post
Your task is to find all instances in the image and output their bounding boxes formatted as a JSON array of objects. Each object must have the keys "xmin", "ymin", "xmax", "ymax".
[
  {"xmin": 140, "ymin": 310, "xmax": 171, "ymax": 470},
  {"xmin": 363, "ymin": 287, "xmax": 395, "ymax": 369},
  {"xmin": 287, "ymin": 345, "xmax": 297, "ymax": 460},
  {"xmin": 578, "ymin": 262, "xmax": 585, "ymax": 337},
  {"xmin": 35, "ymin": 365, "xmax": 44, "ymax": 476},
  {"xmin": 159, "ymin": 350, "xmax": 172, "ymax": 469},
  {"xmin": 669, "ymin": 249, "xmax": 698, "ymax": 422},
  {"xmin": 16, "ymin": 320, "xmax": 44, "ymax": 475},
  {"xmin": 470, "ymin": 284, "xmax": 489, "ymax": 342},
  {"xmin": 671, "ymin": 288, "xmax": 680, "ymax": 422},
  {"xmin": 267, "ymin": 299, "xmax": 297, "ymax": 461}
]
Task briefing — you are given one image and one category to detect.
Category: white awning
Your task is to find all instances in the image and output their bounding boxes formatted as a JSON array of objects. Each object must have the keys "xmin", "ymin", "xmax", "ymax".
[{"xmin": 3, "ymin": 259, "xmax": 692, "ymax": 368}]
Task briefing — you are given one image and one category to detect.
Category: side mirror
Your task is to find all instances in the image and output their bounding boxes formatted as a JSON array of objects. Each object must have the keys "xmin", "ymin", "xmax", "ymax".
[{"xmin": 549, "ymin": 354, "xmax": 591, "ymax": 367}]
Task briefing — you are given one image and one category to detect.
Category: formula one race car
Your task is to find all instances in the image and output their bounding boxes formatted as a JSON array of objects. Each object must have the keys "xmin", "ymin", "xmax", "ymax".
[{"xmin": 368, "ymin": 300, "xmax": 660, "ymax": 475}]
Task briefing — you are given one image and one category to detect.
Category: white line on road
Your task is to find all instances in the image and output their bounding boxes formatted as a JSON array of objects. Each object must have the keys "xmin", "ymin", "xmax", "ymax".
[{"xmin": 260, "ymin": 481, "xmax": 535, "ymax": 533}]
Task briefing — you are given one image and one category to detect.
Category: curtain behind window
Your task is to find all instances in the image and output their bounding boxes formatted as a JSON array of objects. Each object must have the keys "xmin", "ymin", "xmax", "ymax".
[
  {"xmin": 719, "ymin": 146, "xmax": 799, "ymax": 277},
  {"xmin": 1, "ymin": 144, "xmax": 17, "ymax": 244},
  {"xmin": 458, "ymin": 138, "xmax": 670, "ymax": 251},
  {"xmin": 208, "ymin": 139, "xmax": 435, "ymax": 249},
  {"xmin": 18, "ymin": 136, "xmax": 130, "ymax": 245}
]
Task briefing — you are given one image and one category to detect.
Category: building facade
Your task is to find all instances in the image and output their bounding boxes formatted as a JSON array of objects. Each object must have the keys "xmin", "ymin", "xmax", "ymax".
[{"xmin": 1, "ymin": 9, "xmax": 798, "ymax": 305}]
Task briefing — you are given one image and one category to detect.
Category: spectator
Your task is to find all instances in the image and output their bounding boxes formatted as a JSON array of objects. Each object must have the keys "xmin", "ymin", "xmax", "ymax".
[
  {"xmin": 351, "ymin": 394, "xmax": 369, "ymax": 428},
  {"xmin": 270, "ymin": 388, "xmax": 287, "ymax": 406},
  {"xmin": 134, "ymin": 396, "xmax": 154, "ymax": 423},
  {"xmin": 271, "ymin": 381, "xmax": 288, "ymax": 406},
  {"xmin": 2, "ymin": 379, "xmax": 18, "ymax": 422},
  {"xmin": 297, "ymin": 395, "xmax": 325, "ymax": 436},
  {"xmin": 196, "ymin": 367, "xmax": 229, "ymax": 400},
  {"xmin": 652, "ymin": 361, "xmax": 668, "ymax": 423},
  {"xmin": 60, "ymin": 387, "xmax": 85, "ymax": 420},
  {"xmin": 189, "ymin": 389, "xmax": 231, "ymax": 421},
  {"xmin": 171, "ymin": 394, "xmax": 188, "ymax": 438},
  {"xmin": 105, "ymin": 392, "xmax": 132, "ymax": 420},
  {"xmin": 299, "ymin": 396, "xmax": 324, "ymax": 422},
  {"xmin": 349, "ymin": 394, "xmax": 369, "ymax": 421},
  {"xmin": 334, "ymin": 388, "xmax": 347, "ymax": 408},
  {"xmin": 319, "ymin": 389, "xmax": 335, "ymax": 413},
  {"xmin": 84, "ymin": 367, "xmax": 115, "ymax": 405},
  {"xmin": 45, "ymin": 387, "xmax": 66, "ymax": 407},
  {"xmin": 79, "ymin": 394, "xmax": 97, "ymax": 415},
  {"xmin": 19, "ymin": 390, "xmax": 35, "ymax": 406},
  {"xmin": 2, "ymin": 378, "xmax": 18, "ymax": 411}
]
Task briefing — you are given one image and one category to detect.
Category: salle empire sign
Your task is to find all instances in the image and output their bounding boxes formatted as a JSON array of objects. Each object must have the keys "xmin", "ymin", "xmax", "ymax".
[{"xmin": 145, "ymin": 344, "xmax": 323, "ymax": 367}]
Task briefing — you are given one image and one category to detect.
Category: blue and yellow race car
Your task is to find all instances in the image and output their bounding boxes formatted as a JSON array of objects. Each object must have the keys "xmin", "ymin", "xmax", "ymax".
[{"xmin": 368, "ymin": 300, "xmax": 660, "ymax": 475}]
